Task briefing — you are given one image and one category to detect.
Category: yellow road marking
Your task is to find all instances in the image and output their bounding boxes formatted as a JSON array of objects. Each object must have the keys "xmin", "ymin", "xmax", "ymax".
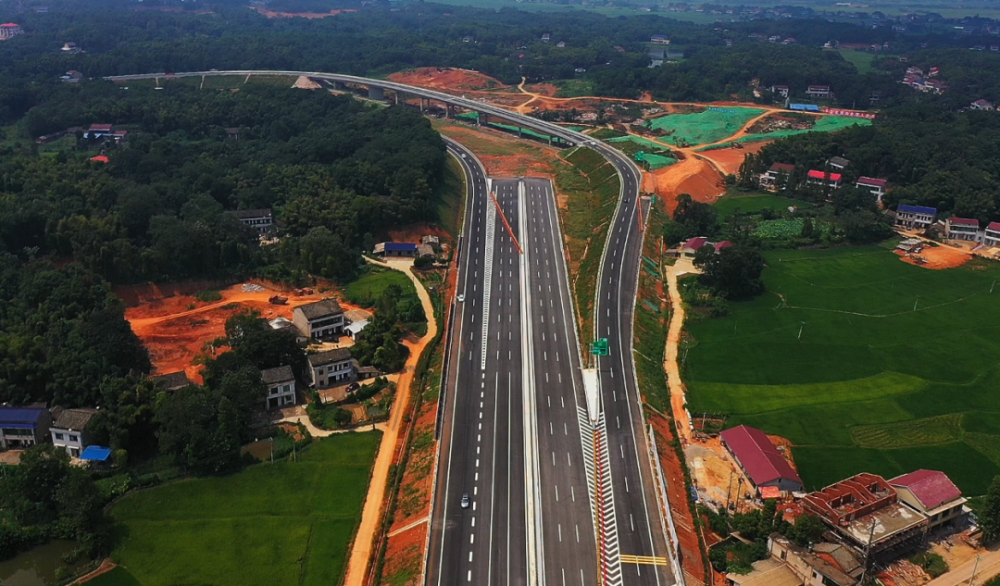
[{"xmin": 619, "ymin": 554, "xmax": 669, "ymax": 566}]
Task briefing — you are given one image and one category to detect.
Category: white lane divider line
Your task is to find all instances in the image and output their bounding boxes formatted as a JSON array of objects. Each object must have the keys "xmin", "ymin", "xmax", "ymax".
[{"xmin": 480, "ymin": 186, "xmax": 496, "ymax": 371}]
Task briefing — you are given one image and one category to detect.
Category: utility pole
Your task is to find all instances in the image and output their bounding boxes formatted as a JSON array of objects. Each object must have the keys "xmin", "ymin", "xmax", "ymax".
[
  {"xmin": 914, "ymin": 295, "xmax": 920, "ymax": 312},
  {"xmin": 969, "ymin": 554, "xmax": 981, "ymax": 586},
  {"xmin": 859, "ymin": 518, "xmax": 878, "ymax": 585},
  {"xmin": 798, "ymin": 321, "xmax": 805, "ymax": 341}
]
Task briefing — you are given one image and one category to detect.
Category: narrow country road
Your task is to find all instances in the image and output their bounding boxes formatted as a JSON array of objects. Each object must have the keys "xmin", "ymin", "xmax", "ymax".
[
  {"xmin": 663, "ymin": 265, "xmax": 692, "ymax": 442},
  {"xmin": 343, "ymin": 257, "xmax": 438, "ymax": 586},
  {"xmin": 925, "ymin": 544, "xmax": 1000, "ymax": 586}
]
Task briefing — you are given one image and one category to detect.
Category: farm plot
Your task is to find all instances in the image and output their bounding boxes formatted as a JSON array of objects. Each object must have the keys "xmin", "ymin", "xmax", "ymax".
[
  {"xmin": 684, "ymin": 246, "xmax": 1000, "ymax": 495},
  {"xmin": 109, "ymin": 433, "xmax": 379, "ymax": 586}
]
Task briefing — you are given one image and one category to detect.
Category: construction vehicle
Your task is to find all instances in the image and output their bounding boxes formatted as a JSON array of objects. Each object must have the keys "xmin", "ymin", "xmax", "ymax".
[{"xmin": 268, "ymin": 295, "xmax": 288, "ymax": 305}]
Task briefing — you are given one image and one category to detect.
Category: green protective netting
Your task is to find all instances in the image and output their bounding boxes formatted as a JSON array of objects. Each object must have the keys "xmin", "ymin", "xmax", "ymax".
[
  {"xmin": 645, "ymin": 107, "xmax": 766, "ymax": 147},
  {"xmin": 454, "ymin": 113, "xmax": 552, "ymax": 140},
  {"xmin": 698, "ymin": 116, "xmax": 873, "ymax": 151},
  {"xmin": 607, "ymin": 135, "xmax": 670, "ymax": 150},
  {"xmin": 643, "ymin": 153, "xmax": 677, "ymax": 170}
]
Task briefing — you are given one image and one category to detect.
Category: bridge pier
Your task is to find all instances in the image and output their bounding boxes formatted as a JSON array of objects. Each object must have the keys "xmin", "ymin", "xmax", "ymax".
[
  {"xmin": 446, "ymin": 104, "xmax": 455, "ymax": 118},
  {"xmin": 478, "ymin": 113, "xmax": 489, "ymax": 127},
  {"xmin": 331, "ymin": 80, "xmax": 346, "ymax": 91},
  {"xmin": 419, "ymin": 98, "xmax": 425, "ymax": 113},
  {"xmin": 368, "ymin": 86, "xmax": 384, "ymax": 100}
]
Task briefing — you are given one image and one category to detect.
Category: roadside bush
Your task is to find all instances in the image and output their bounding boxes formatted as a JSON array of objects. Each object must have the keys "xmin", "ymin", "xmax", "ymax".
[{"xmin": 911, "ymin": 552, "xmax": 949, "ymax": 578}]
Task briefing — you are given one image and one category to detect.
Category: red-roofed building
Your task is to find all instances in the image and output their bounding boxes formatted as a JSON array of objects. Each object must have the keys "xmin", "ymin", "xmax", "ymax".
[
  {"xmin": 856, "ymin": 176, "xmax": 888, "ymax": 201},
  {"xmin": 984, "ymin": 221, "xmax": 1000, "ymax": 247},
  {"xmin": 720, "ymin": 425, "xmax": 803, "ymax": 492},
  {"xmin": 890, "ymin": 470, "xmax": 967, "ymax": 530},
  {"xmin": 681, "ymin": 237, "xmax": 708, "ymax": 257},
  {"xmin": 759, "ymin": 162, "xmax": 795, "ymax": 191},
  {"xmin": 90, "ymin": 155, "xmax": 109, "ymax": 163},
  {"xmin": 803, "ymin": 473, "xmax": 928, "ymax": 555},
  {"xmin": 806, "ymin": 169, "xmax": 841, "ymax": 189},
  {"xmin": 85, "ymin": 124, "xmax": 114, "ymax": 139},
  {"xmin": 714, "ymin": 240, "xmax": 732, "ymax": 253},
  {"xmin": 945, "ymin": 217, "xmax": 979, "ymax": 241},
  {"xmin": 0, "ymin": 23, "xmax": 23, "ymax": 40}
]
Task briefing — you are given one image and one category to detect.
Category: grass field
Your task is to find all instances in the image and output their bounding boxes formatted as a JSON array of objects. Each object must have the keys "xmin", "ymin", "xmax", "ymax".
[
  {"xmin": 684, "ymin": 245, "xmax": 1000, "ymax": 495},
  {"xmin": 344, "ymin": 266, "xmax": 420, "ymax": 308},
  {"xmin": 838, "ymin": 50, "xmax": 879, "ymax": 74},
  {"xmin": 109, "ymin": 433, "xmax": 380, "ymax": 586},
  {"xmin": 555, "ymin": 146, "xmax": 621, "ymax": 350},
  {"xmin": 552, "ymin": 78, "xmax": 595, "ymax": 98},
  {"xmin": 713, "ymin": 194, "xmax": 804, "ymax": 218}
]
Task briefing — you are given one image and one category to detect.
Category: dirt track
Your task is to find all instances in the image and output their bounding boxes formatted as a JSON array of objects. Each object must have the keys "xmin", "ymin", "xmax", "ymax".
[{"xmin": 343, "ymin": 258, "xmax": 437, "ymax": 586}]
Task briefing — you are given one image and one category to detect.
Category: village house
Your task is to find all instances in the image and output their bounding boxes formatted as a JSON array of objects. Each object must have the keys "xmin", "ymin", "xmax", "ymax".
[
  {"xmin": 61, "ymin": 42, "xmax": 81, "ymax": 53},
  {"xmin": 984, "ymin": 222, "xmax": 1000, "ymax": 247},
  {"xmin": 855, "ymin": 177, "xmax": 887, "ymax": 201},
  {"xmin": 292, "ymin": 299, "xmax": 345, "ymax": 339},
  {"xmin": 60, "ymin": 70, "xmax": 83, "ymax": 83},
  {"xmin": 895, "ymin": 204, "xmax": 937, "ymax": 230},
  {"xmin": 229, "ymin": 209, "xmax": 273, "ymax": 234},
  {"xmin": 373, "ymin": 242, "xmax": 417, "ymax": 257},
  {"xmin": 720, "ymin": 424, "xmax": 804, "ymax": 493},
  {"xmin": 803, "ymin": 473, "xmax": 928, "ymax": 557},
  {"xmin": 50, "ymin": 408, "xmax": 98, "ymax": 458},
  {"xmin": 826, "ymin": 156, "xmax": 850, "ymax": 170},
  {"xmin": 945, "ymin": 217, "xmax": 980, "ymax": 241},
  {"xmin": 680, "ymin": 237, "xmax": 732, "ymax": 258},
  {"xmin": 806, "ymin": 169, "xmax": 842, "ymax": 189},
  {"xmin": 770, "ymin": 85, "xmax": 790, "ymax": 98},
  {"xmin": 970, "ymin": 99, "xmax": 995, "ymax": 111},
  {"xmin": 308, "ymin": 348, "xmax": 355, "ymax": 388},
  {"xmin": 651, "ymin": 34, "xmax": 670, "ymax": 44},
  {"xmin": 0, "ymin": 23, "xmax": 24, "ymax": 40},
  {"xmin": 151, "ymin": 371, "xmax": 193, "ymax": 391},
  {"xmin": 889, "ymin": 470, "xmax": 968, "ymax": 531},
  {"xmin": 268, "ymin": 316, "xmax": 307, "ymax": 343},
  {"xmin": 805, "ymin": 85, "xmax": 831, "ymax": 99},
  {"xmin": 759, "ymin": 162, "xmax": 795, "ymax": 191},
  {"xmin": 541, "ymin": 33, "xmax": 551, "ymax": 43},
  {"xmin": 0, "ymin": 406, "xmax": 51, "ymax": 450},
  {"xmin": 262, "ymin": 365, "xmax": 297, "ymax": 409},
  {"xmin": 762, "ymin": 535, "xmax": 864, "ymax": 586},
  {"xmin": 84, "ymin": 123, "xmax": 115, "ymax": 139}
]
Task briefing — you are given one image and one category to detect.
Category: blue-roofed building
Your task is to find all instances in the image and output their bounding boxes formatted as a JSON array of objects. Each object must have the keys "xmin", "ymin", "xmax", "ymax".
[
  {"xmin": 895, "ymin": 204, "xmax": 937, "ymax": 230},
  {"xmin": 373, "ymin": 242, "xmax": 417, "ymax": 257},
  {"xmin": 0, "ymin": 406, "xmax": 52, "ymax": 450}
]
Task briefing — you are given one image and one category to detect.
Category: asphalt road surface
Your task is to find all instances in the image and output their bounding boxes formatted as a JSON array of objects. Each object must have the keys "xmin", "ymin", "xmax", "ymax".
[
  {"xmin": 591, "ymin": 146, "xmax": 674, "ymax": 586},
  {"xmin": 521, "ymin": 177, "xmax": 599, "ymax": 586},
  {"xmin": 428, "ymin": 141, "xmax": 528, "ymax": 585}
]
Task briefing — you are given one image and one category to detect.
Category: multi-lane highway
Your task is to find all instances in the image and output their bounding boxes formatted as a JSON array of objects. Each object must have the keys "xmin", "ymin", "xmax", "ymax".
[
  {"xmin": 428, "ymin": 143, "xmax": 528, "ymax": 585},
  {"xmin": 105, "ymin": 70, "xmax": 677, "ymax": 585},
  {"xmin": 590, "ymin": 149, "xmax": 674, "ymax": 586},
  {"xmin": 521, "ymin": 177, "xmax": 599, "ymax": 586},
  {"xmin": 429, "ymin": 142, "xmax": 601, "ymax": 585}
]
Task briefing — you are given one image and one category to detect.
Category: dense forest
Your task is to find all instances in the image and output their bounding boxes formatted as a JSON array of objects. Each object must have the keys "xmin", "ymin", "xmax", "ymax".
[{"xmin": 0, "ymin": 84, "xmax": 444, "ymax": 284}]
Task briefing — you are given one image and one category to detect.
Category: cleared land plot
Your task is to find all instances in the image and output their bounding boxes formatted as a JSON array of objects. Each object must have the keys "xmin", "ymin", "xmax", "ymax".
[
  {"xmin": 648, "ymin": 107, "xmax": 765, "ymax": 147},
  {"xmin": 109, "ymin": 433, "xmax": 380, "ymax": 586},
  {"xmin": 684, "ymin": 246, "xmax": 1000, "ymax": 494}
]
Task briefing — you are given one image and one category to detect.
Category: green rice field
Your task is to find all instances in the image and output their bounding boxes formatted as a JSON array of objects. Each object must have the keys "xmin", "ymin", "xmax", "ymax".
[
  {"xmin": 647, "ymin": 107, "xmax": 765, "ymax": 147},
  {"xmin": 108, "ymin": 433, "xmax": 380, "ymax": 586},
  {"xmin": 699, "ymin": 115, "xmax": 872, "ymax": 151},
  {"xmin": 684, "ymin": 245, "xmax": 1000, "ymax": 495},
  {"xmin": 713, "ymin": 194, "xmax": 805, "ymax": 218}
]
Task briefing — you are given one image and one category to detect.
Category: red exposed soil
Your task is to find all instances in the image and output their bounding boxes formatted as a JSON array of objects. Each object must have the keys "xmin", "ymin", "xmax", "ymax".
[
  {"xmin": 252, "ymin": 7, "xmax": 356, "ymax": 18},
  {"xmin": 435, "ymin": 123, "xmax": 559, "ymax": 178},
  {"xmin": 386, "ymin": 223, "xmax": 451, "ymax": 247},
  {"xmin": 643, "ymin": 157, "xmax": 725, "ymax": 213},
  {"xmin": 895, "ymin": 246, "xmax": 972, "ymax": 270},
  {"xmin": 380, "ymin": 521, "xmax": 427, "ymax": 586},
  {"xmin": 389, "ymin": 67, "xmax": 508, "ymax": 92},
  {"xmin": 650, "ymin": 412, "xmax": 711, "ymax": 586},
  {"xmin": 698, "ymin": 141, "xmax": 768, "ymax": 176},
  {"xmin": 123, "ymin": 282, "xmax": 343, "ymax": 382}
]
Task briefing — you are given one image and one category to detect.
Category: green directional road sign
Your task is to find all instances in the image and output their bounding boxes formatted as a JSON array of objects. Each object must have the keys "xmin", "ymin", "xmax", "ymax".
[{"xmin": 591, "ymin": 338, "xmax": 609, "ymax": 356}]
